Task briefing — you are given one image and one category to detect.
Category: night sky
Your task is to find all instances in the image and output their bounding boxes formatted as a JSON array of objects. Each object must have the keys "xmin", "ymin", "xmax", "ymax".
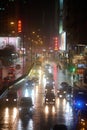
[{"xmin": 21, "ymin": 0, "xmax": 55, "ymax": 36}]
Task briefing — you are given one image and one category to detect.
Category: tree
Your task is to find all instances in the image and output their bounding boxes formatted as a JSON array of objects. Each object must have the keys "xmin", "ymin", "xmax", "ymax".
[
  {"xmin": 0, "ymin": 45, "xmax": 16, "ymax": 57},
  {"xmin": 0, "ymin": 45, "xmax": 16, "ymax": 66}
]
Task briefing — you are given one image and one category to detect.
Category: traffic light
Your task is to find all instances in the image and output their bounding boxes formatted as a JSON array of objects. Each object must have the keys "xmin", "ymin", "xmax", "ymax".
[
  {"xmin": 18, "ymin": 20, "xmax": 22, "ymax": 33},
  {"xmin": 71, "ymin": 67, "xmax": 76, "ymax": 72},
  {"xmin": 68, "ymin": 65, "xmax": 76, "ymax": 73}
]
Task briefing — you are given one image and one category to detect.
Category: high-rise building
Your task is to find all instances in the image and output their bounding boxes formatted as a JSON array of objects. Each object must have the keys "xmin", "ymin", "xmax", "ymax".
[
  {"xmin": 0, "ymin": 0, "xmax": 18, "ymax": 35},
  {"xmin": 55, "ymin": 0, "xmax": 87, "ymax": 53},
  {"xmin": 63, "ymin": 0, "xmax": 87, "ymax": 46},
  {"xmin": 0, "ymin": 0, "xmax": 32, "ymax": 35}
]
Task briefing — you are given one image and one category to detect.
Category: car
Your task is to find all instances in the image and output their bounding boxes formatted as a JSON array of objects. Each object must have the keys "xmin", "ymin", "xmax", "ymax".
[
  {"xmin": 25, "ymin": 79, "xmax": 35, "ymax": 87},
  {"xmin": 44, "ymin": 63, "xmax": 51, "ymax": 69},
  {"xmin": 65, "ymin": 86, "xmax": 73, "ymax": 101},
  {"xmin": 57, "ymin": 89, "xmax": 67, "ymax": 98},
  {"xmin": 31, "ymin": 77, "xmax": 39, "ymax": 83},
  {"xmin": 46, "ymin": 77, "xmax": 55, "ymax": 85},
  {"xmin": 4, "ymin": 91, "xmax": 18, "ymax": 106},
  {"xmin": 57, "ymin": 82, "xmax": 72, "ymax": 99},
  {"xmin": 44, "ymin": 92, "xmax": 56, "ymax": 104},
  {"xmin": 45, "ymin": 84, "xmax": 55, "ymax": 93},
  {"xmin": 18, "ymin": 97, "xmax": 34, "ymax": 117},
  {"xmin": 60, "ymin": 82, "xmax": 69, "ymax": 89}
]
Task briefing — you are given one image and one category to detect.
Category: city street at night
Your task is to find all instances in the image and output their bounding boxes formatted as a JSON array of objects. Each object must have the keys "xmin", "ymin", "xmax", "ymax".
[
  {"xmin": 0, "ymin": 0, "xmax": 87, "ymax": 130},
  {"xmin": 0, "ymin": 60, "xmax": 80, "ymax": 130}
]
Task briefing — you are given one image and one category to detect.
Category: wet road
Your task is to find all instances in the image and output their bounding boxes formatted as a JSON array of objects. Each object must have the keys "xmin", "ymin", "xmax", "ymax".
[{"xmin": 0, "ymin": 61, "xmax": 79, "ymax": 130}]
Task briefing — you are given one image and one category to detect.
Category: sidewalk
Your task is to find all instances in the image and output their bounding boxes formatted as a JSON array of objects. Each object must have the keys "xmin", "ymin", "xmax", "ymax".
[{"xmin": 57, "ymin": 60, "xmax": 87, "ymax": 90}]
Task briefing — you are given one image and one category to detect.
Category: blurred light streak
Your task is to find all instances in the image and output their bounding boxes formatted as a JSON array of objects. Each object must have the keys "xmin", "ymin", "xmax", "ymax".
[
  {"xmin": 63, "ymin": 98, "xmax": 67, "ymax": 110},
  {"xmin": 12, "ymin": 107, "xmax": 18, "ymax": 121},
  {"xmin": 64, "ymin": 102, "xmax": 73, "ymax": 125},
  {"xmin": 56, "ymin": 98, "xmax": 60, "ymax": 108},
  {"xmin": 5, "ymin": 107, "xmax": 9, "ymax": 117},
  {"xmin": 38, "ymin": 68, "xmax": 42, "ymax": 84},
  {"xmin": 66, "ymin": 102, "xmax": 72, "ymax": 113},
  {"xmin": 28, "ymin": 119, "xmax": 33, "ymax": 130},
  {"xmin": 43, "ymin": 75, "xmax": 46, "ymax": 87},
  {"xmin": 45, "ymin": 105, "xmax": 49, "ymax": 114},
  {"xmin": 24, "ymin": 88, "xmax": 29, "ymax": 97},
  {"xmin": 35, "ymin": 85, "xmax": 39, "ymax": 96},
  {"xmin": 81, "ymin": 128, "xmax": 85, "ymax": 130},
  {"xmin": 38, "ymin": 68, "xmax": 41, "ymax": 76},
  {"xmin": 48, "ymin": 68, "xmax": 52, "ymax": 73},
  {"xmin": 52, "ymin": 106, "xmax": 55, "ymax": 114},
  {"xmin": 4, "ymin": 107, "xmax": 9, "ymax": 123},
  {"xmin": 53, "ymin": 64, "xmax": 57, "ymax": 81},
  {"xmin": 17, "ymin": 119, "xmax": 22, "ymax": 129},
  {"xmin": 31, "ymin": 89, "xmax": 35, "ymax": 104}
]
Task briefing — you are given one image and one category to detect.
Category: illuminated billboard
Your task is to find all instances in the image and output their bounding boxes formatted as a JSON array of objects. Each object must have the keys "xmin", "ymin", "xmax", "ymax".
[
  {"xmin": 0, "ymin": 37, "xmax": 21, "ymax": 50},
  {"xmin": 59, "ymin": 31, "xmax": 66, "ymax": 51}
]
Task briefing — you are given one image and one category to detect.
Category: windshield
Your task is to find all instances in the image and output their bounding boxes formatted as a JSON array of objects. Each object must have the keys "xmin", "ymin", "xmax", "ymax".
[{"xmin": 7, "ymin": 93, "xmax": 17, "ymax": 98}]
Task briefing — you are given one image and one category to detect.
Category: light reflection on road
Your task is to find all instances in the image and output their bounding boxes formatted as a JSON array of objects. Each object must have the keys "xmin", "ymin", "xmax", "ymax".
[
  {"xmin": 0, "ymin": 61, "xmax": 79, "ymax": 130},
  {"xmin": 45, "ymin": 105, "xmax": 49, "ymax": 115},
  {"xmin": 4, "ymin": 107, "xmax": 9, "ymax": 124},
  {"xmin": 17, "ymin": 118, "xmax": 34, "ymax": 130},
  {"xmin": 0, "ymin": 107, "xmax": 18, "ymax": 130},
  {"xmin": 44, "ymin": 104, "xmax": 56, "ymax": 116},
  {"xmin": 4, "ymin": 107, "xmax": 18, "ymax": 124}
]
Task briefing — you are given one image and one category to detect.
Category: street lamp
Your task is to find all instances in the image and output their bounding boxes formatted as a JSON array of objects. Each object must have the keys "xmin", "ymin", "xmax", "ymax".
[{"xmin": 9, "ymin": 21, "xmax": 16, "ymax": 35}]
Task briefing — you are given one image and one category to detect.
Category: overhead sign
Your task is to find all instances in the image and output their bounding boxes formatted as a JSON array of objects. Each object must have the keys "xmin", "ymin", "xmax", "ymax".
[{"xmin": 59, "ymin": 31, "xmax": 66, "ymax": 51}]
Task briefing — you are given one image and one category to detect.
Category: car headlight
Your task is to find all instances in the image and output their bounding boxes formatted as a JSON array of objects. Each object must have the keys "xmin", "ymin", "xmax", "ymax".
[
  {"xmin": 30, "ymin": 107, "xmax": 33, "ymax": 111},
  {"xmin": 81, "ymin": 119, "xmax": 85, "ymax": 122},
  {"xmin": 59, "ymin": 95, "xmax": 62, "ymax": 97},
  {"xmin": 53, "ymin": 81, "xmax": 55, "ymax": 84},
  {"xmin": 25, "ymin": 83, "xmax": 28, "ymax": 86},
  {"xmin": 6, "ymin": 99, "xmax": 9, "ymax": 101},
  {"xmin": 57, "ymin": 90, "xmax": 60, "ymax": 93},
  {"xmin": 53, "ymin": 99, "xmax": 55, "ymax": 101},
  {"xmin": 67, "ymin": 94, "xmax": 70, "ymax": 97},
  {"xmin": 19, "ymin": 107, "xmax": 22, "ymax": 111},
  {"xmin": 14, "ymin": 99, "xmax": 17, "ymax": 101},
  {"xmin": 64, "ymin": 91, "xmax": 66, "ymax": 93}
]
